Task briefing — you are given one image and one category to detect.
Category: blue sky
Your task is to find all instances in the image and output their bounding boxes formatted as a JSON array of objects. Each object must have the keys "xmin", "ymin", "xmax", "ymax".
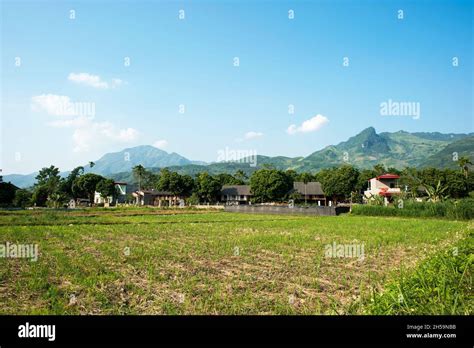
[{"xmin": 1, "ymin": 0, "xmax": 472, "ymax": 174}]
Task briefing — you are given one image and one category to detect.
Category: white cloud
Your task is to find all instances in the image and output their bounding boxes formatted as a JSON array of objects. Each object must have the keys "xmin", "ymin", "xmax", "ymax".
[
  {"xmin": 71, "ymin": 121, "xmax": 139, "ymax": 153},
  {"xmin": 287, "ymin": 114, "xmax": 329, "ymax": 135},
  {"xmin": 48, "ymin": 115, "xmax": 92, "ymax": 128},
  {"xmin": 32, "ymin": 94, "xmax": 138, "ymax": 152},
  {"xmin": 111, "ymin": 78, "xmax": 123, "ymax": 88},
  {"xmin": 244, "ymin": 131, "xmax": 264, "ymax": 140},
  {"xmin": 235, "ymin": 130, "xmax": 264, "ymax": 142},
  {"xmin": 118, "ymin": 128, "xmax": 139, "ymax": 142},
  {"xmin": 68, "ymin": 73, "xmax": 124, "ymax": 89},
  {"xmin": 153, "ymin": 140, "xmax": 168, "ymax": 149},
  {"xmin": 31, "ymin": 94, "xmax": 79, "ymax": 116}
]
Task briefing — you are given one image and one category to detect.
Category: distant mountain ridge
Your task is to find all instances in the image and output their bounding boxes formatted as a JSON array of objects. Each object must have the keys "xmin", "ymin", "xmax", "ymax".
[
  {"xmin": 84, "ymin": 145, "xmax": 195, "ymax": 175},
  {"xmin": 5, "ymin": 128, "xmax": 474, "ymax": 188}
]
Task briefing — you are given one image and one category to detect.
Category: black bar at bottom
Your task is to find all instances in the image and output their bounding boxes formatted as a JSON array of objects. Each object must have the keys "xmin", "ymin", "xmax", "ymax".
[{"xmin": 0, "ymin": 315, "xmax": 471, "ymax": 347}]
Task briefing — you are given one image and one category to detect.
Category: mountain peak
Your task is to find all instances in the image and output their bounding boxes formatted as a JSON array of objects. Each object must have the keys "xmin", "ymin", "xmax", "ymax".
[
  {"xmin": 87, "ymin": 145, "xmax": 192, "ymax": 175},
  {"xmin": 340, "ymin": 127, "xmax": 389, "ymax": 153},
  {"xmin": 359, "ymin": 127, "xmax": 377, "ymax": 136},
  {"xmin": 120, "ymin": 144, "xmax": 167, "ymax": 154}
]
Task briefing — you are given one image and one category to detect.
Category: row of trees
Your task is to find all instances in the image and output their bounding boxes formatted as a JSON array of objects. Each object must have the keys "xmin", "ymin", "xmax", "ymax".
[
  {"xmin": 315, "ymin": 163, "xmax": 474, "ymax": 203},
  {"xmin": 132, "ymin": 165, "xmax": 327, "ymax": 204},
  {"xmin": 132, "ymin": 166, "xmax": 234, "ymax": 204},
  {"xmin": 2, "ymin": 157, "xmax": 472, "ymax": 207},
  {"xmin": 10, "ymin": 164, "xmax": 118, "ymax": 208},
  {"xmin": 132, "ymin": 160, "xmax": 474, "ymax": 204}
]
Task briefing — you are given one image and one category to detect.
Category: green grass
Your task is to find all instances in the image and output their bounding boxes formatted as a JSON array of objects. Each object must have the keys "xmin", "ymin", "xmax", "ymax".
[
  {"xmin": 0, "ymin": 208, "xmax": 471, "ymax": 315},
  {"xmin": 352, "ymin": 199, "xmax": 474, "ymax": 220},
  {"xmin": 363, "ymin": 231, "xmax": 473, "ymax": 314}
]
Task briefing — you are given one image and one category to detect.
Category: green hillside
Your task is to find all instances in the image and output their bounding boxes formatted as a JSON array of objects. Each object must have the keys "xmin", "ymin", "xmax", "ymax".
[
  {"xmin": 6, "ymin": 128, "xmax": 473, "ymax": 188},
  {"xmin": 419, "ymin": 136, "xmax": 474, "ymax": 169}
]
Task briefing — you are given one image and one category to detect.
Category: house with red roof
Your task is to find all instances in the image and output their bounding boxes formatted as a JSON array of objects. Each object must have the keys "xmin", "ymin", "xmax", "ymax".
[{"xmin": 364, "ymin": 174, "xmax": 401, "ymax": 203}]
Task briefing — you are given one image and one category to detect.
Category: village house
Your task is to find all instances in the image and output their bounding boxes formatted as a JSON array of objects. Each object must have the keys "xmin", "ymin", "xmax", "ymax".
[
  {"xmin": 132, "ymin": 189, "xmax": 184, "ymax": 207},
  {"xmin": 220, "ymin": 185, "xmax": 252, "ymax": 205},
  {"xmin": 94, "ymin": 182, "xmax": 128, "ymax": 206},
  {"xmin": 364, "ymin": 174, "xmax": 401, "ymax": 203},
  {"xmin": 220, "ymin": 182, "xmax": 327, "ymax": 205},
  {"xmin": 292, "ymin": 181, "xmax": 327, "ymax": 206}
]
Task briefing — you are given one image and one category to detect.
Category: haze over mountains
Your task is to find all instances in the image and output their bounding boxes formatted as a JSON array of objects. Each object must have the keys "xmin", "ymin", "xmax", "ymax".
[{"xmin": 5, "ymin": 127, "xmax": 474, "ymax": 188}]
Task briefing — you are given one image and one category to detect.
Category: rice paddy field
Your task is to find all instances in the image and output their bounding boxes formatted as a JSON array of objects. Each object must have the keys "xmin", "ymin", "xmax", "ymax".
[{"xmin": 0, "ymin": 208, "xmax": 472, "ymax": 315}]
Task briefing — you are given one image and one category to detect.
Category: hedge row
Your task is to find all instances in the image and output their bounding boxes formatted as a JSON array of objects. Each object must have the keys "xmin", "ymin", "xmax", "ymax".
[{"xmin": 351, "ymin": 199, "xmax": 474, "ymax": 220}]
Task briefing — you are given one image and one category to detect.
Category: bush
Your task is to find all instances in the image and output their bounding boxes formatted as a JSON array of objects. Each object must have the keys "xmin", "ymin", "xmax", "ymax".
[
  {"xmin": 13, "ymin": 189, "xmax": 33, "ymax": 208},
  {"xmin": 352, "ymin": 198, "xmax": 474, "ymax": 220},
  {"xmin": 365, "ymin": 234, "xmax": 473, "ymax": 314},
  {"xmin": 186, "ymin": 192, "xmax": 200, "ymax": 206}
]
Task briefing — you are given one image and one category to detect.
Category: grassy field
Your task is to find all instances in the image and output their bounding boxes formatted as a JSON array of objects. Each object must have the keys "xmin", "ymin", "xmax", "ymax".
[{"xmin": 0, "ymin": 208, "xmax": 472, "ymax": 315}]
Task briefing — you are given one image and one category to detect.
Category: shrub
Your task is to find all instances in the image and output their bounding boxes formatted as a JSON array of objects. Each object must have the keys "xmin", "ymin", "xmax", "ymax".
[
  {"xmin": 365, "ymin": 234, "xmax": 473, "ymax": 314},
  {"xmin": 352, "ymin": 198, "xmax": 474, "ymax": 220}
]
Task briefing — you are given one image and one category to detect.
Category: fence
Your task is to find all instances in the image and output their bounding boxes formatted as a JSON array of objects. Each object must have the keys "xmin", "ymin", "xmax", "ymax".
[{"xmin": 224, "ymin": 205, "xmax": 350, "ymax": 216}]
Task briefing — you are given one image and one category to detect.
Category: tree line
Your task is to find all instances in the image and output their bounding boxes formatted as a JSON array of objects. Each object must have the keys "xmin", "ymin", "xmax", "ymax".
[
  {"xmin": 2, "ymin": 163, "xmax": 118, "ymax": 208},
  {"xmin": 1, "ymin": 156, "xmax": 472, "ymax": 207}
]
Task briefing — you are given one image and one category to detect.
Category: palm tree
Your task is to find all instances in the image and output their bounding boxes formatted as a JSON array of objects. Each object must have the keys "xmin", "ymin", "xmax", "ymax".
[
  {"xmin": 133, "ymin": 165, "xmax": 146, "ymax": 191},
  {"xmin": 458, "ymin": 156, "xmax": 472, "ymax": 179},
  {"xmin": 234, "ymin": 169, "xmax": 248, "ymax": 184}
]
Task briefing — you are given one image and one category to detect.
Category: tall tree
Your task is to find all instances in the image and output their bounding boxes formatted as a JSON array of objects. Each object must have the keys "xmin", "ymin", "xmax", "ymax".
[
  {"xmin": 0, "ymin": 182, "xmax": 18, "ymax": 206},
  {"xmin": 34, "ymin": 165, "xmax": 62, "ymax": 206},
  {"xmin": 158, "ymin": 169, "xmax": 194, "ymax": 196},
  {"xmin": 61, "ymin": 166, "xmax": 84, "ymax": 198},
  {"xmin": 458, "ymin": 156, "xmax": 473, "ymax": 179},
  {"xmin": 234, "ymin": 169, "xmax": 248, "ymax": 184},
  {"xmin": 13, "ymin": 189, "xmax": 32, "ymax": 208},
  {"xmin": 31, "ymin": 185, "xmax": 49, "ymax": 207},
  {"xmin": 215, "ymin": 173, "xmax": 244, "ymax": 186},
  {"xmin": 72, "ymin": 173, "xmax": 104, "ymax": 204},
  {"xmin": 196, "ymin": 172, "xmax": 221, "ymax": 203},
  {"xmin": 133, "ymin": 165, "xmax": 146, "ymax": 191},
  {"xmin": 356, "ymin": 169, "xmax": 376, "ymax": 194},
  {"xmin": 250, "ymin": 169, "xmax": 293, "ymax": 203},
  {"xmin": 317, "ymin": 165, "xmax": 359, "ymax": 203},
  {"xmin": 372, "ymin": 164, "xmax": 386, "ymax": 176},
  {"xmin": 35, "ymin": 165, "xmax": 61, "ymax": 188},
  {"xmin": 96, "ymin": 178, "xmax": 117, "ymax": 204}
]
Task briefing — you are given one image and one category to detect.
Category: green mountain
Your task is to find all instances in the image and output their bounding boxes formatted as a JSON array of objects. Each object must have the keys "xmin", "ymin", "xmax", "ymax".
[
  {"xmin": 5, "ymin": 128, "xmax": 473, "ymax": 188},
  {"xmin": 419, "ymin": 136, "xmax": 474, "ymax": 169},
  {"xmin": 297, "ymin": 127, "xmax": 473, "ymax": 171},
  {"xmin": 84, "ymin": 145, "xmax": 194, "ymax": 175},
  {"xmin": 109, "ymin": 128, "xmax": 474, "ymax": 184},
  {"xmin": 3, "ymin": 146, "xmax": 197, "ymax": 188}
]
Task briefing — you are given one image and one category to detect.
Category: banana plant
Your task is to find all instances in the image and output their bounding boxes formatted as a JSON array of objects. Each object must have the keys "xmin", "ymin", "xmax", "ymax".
[{"xmin": 424, "ymin": 180, "xmax": 449, "ymax": 202}]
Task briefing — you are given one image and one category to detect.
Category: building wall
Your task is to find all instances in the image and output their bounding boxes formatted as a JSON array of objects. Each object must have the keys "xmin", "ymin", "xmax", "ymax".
[
  {"xmin": 224, "ymin": 205, "xmax": 342, "ymax": 216},
  {"xmin": 221, "ymin": 194, "xmax": 251, "ymax": 203},
  {"xmin": 365, "ymin": 178, "xmax": 401, "ymax": 199}
]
